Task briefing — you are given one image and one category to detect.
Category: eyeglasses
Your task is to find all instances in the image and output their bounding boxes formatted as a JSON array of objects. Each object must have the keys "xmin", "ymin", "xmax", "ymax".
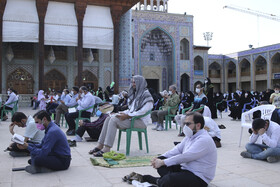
[{"xmin": 183, "ymin": 122, "xmax": 194, "ymax": 126}]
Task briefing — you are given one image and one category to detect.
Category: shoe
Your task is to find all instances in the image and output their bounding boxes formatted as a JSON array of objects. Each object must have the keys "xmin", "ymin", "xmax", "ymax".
[
  {"xmin": 89, "ymin": 147, "xmax": 101, "ymax": 155},
  {"xmin": 25, "ymin": 165, "xmax": 53, "ymax": 174},
  {"xmin": 71, "ymin": 135, "xmax": 83, "ymax": 142},
  {"xmin": 240, "ymin": 151, "xmax": 252, "ymax": 158},
  {"xmin": 122, "ymin": 172, "xmax": 136, "ymax": 184},
  {"xmin": 152, "ymin": 123, "xmax": 159, "ymax": 130},
  {"xmin": 214, "ymin": 140, "xmax": 222, "ymax": 148},
  {"xmin": 156, "ymin": 125, "xmax": 164, "ymax": 131},
  {"xmin": 28, "ymin": 159, "xmax": 31, "ymax": 165},
  {"xmin": 174, "ymin": 141, "xmax": 181, "ymax": 146},
  {"xmin": 68, "ymin": 140, "xmax": 77, "ymax": 147},
  {"xmin": 178, "ymin": 132, "xmax": 185, "ymax": 137},
  {"xmin": 66, "ymin": 129, "xmax": 75, "ymax": 136},
  {"xmin": 130, "ymin": 173, "xmax": 144, "ymax": 183},
  {"xmin": 267, "ymin": 156, "xmax": 280, "ymax": 163},
  {"xmin": 93, "ymin": 150, "xmax": 104, "ymax": 157}
]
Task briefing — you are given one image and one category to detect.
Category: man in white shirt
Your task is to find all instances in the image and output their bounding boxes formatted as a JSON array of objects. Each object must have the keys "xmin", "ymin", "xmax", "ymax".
[
  {"xmin": 54, "ymin": 87, "xmax": 79, "ymax": 126},
  {"xmin": 204, "ymin": 116, "xmax": 221, "ymax": 148},
  {"xmin": 65, "ymin": 86, "xmax": 95, "ymax": 136},
  {"xmin": 140, "ymin": 112, "xmax": 217, "ymax": 187},
  {"xmin": 7, "ymin": 112, "xmax": 45, "ymax": 157},
  {"xmin": 1, "ymin": 88, "xmax": 18, "ymax": 121},
  {"xmin": 90, "ymin": 75, "xmax": 154, "ymax": 157},
  {"xmin": 241, "ymin": 118, "xmax": 280, "ymax": 163}
]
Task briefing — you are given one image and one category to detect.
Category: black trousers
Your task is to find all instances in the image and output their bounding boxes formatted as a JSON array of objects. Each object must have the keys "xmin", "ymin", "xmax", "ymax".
[
  {"xmin": 65, "ymin": 111, "xmax": 91, "ymax": 130},
  {"xmin": 0, "ymin": 106, "xmax": 13, "ymax": 117},
  {"xmin": 32, "ymin": 154, "xmax": 71, "ymax": 171},
  {"xmin": 9, "ymin": 142, "xmax": 30, "ymax": 153},
  {"xmin": 157, "ymin": 165, "xmax": 207, "ymax": 187},
  {"xmin": 76, "ymin": 126, "xmax": 101, "ymax": 140}
]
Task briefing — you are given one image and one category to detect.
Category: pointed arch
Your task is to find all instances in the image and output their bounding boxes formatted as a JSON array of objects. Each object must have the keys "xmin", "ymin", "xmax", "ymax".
[
  {"xmin": 255, "ymin": 55, "xmax": 267, "ymax": 75},
  {"xmin": 240, "ymin": 58, "xmax": 250, "ymax": 76},
  {"xmin": 271, "ymin": 52, "xmax": 280, "ymax": 74},
  {"xmin": 44, "ymin": 69, "xmax": 67, "ymax": 92},
  {"xmin": 180, "ymin": 38, "xmax": 190, "ymax": 60},
  {"xmin": 75, "ymin": 70, "xmax": 98, "ymax": 91},
  {"xmin": 7, "ymin": 68, "xmax": 34, "ymax": 94},
  {"xmin": 228, "ymin": 61, "xmax": 236, "ymax": 78},
  {"xmin": 208, "ymin": 62, "xmax": 221, "ymax": 78}
]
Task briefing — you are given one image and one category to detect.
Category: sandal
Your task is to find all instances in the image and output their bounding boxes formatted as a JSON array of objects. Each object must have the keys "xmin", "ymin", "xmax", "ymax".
[
  {"xmin": 88, "ymin": 147, "xmax": 101, "ymax": 154},
  {"xmin": 122, "ymin": 172, "xmax": 136, "ymax": 183},
  {"xmin": 93, "ymin": 150, "xmax": 104, "ymax": 157}
]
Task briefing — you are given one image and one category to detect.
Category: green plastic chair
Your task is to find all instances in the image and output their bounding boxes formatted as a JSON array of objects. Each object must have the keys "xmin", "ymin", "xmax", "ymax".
[
  {"xmin": 51, "ymin": 113, "xmax": 67, "ymax": 127},
  {"xmin": 1, "ymin": 100, "xmax": 18, "ymax": 121},
  {"xmin": 117, "ymin": 110, "xmax": 151, "ymax": 156},
  {"xmin": 74, "ymin": 105, "xmax": 95, "ymax": 130},
  {"xmin": 164, "ymin": 105, "xmax": 179, "ymax": 130}
]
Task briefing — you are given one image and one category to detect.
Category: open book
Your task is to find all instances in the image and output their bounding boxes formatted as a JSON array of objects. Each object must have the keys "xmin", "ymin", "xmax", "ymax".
[{"xmin": 11, "ymin": 134, "xmax": 25, "ymax": 145}]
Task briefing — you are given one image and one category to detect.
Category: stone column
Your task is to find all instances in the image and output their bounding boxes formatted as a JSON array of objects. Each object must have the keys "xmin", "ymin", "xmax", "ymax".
[
  {"xmin": 163, "ymin": 0, "xmax": 166, "ymax": 12},
  {"xmin": 111, "ymin": 5, "xmax": 123, "ymax": 93},
  {"xmin": 144, "ymin": 0, "xmax": 147, "ymax": 10},
  {"xmin": 250, "ymin": 54, "xmax": 256, "ymax": 91},
  {"xmin": 157, "ymin": 0, "xmax": 160, "ymax": 11},
  {"xmin": 150, "ymin": 0, "xmax": 153, "ymax": 10},
  {"xmin": 75, "ymin": 0, "xmax": 87, "ymax": 87},
  {"xmin": 267, "ymin": 51, "xmax": 271, "ymax": 89},
  {"xmin": 36, "ymin": 0, "xmax": 48, "ymax": 90},
  {"xmin": 236, "ymin": 61, "xmax": 240, "ymax": 90},
  {"xmin": 224, "ymin": 62, "xmax": 228, "ymax": 92},
  {"xmin": 0, "ymin": 0, "xmax": 6, "ymax": 93},
  {"xmin": 98, "ymin": 49, "xmax": 104, "ymax": 89}
]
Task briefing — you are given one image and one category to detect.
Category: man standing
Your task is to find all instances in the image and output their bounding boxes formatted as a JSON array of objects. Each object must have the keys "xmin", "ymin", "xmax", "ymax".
[
  {"xmin": 54, "ymin": 87, "xmax": 79, "ymax": 126},
  {"xmin": 151, "ymin": 85, "xmax": 180, "ymax": 131},
  {"xmin": 140, "ymin": 112, "xmax": 217, "ymax": 187},
  {"xmin": 17, "ymin": 110, "xmax": 71, "ymax": 174},
  {"xmin": 65, "ymin": 86, "xmax": 95, "ymax": 135},
  {"xmin": 7, "ymin": 112, "xmax": 44, "ymax": 157},
  {"xmin": 241, "ymin": 118, "xmax": 280, "ymax": 163}
]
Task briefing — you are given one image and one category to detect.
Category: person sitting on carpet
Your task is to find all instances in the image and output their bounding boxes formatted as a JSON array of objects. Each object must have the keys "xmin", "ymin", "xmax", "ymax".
[
  {"xmin": 7, "ymin": 112, "xmax": 45, "ymax": 157},
  {"xmin": 89, "ymin": 75, "xmax": 154, "ymax": 157},
  {"xmin": 240, "ymin": 118, "xmax": 280, "ymax": 163},
  {"xmin": 17, "ymin": 110, "xmax": 71, "ymax": 174},
  {"xmin": 139, "ymin": 112, "xmax": 217, "ymax": 187}
]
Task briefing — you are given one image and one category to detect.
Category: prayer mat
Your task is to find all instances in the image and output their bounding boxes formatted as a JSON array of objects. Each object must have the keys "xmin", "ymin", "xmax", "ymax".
[{"xmin": 90, "ymin": 155, "xmax": 156, "ymax": 168}]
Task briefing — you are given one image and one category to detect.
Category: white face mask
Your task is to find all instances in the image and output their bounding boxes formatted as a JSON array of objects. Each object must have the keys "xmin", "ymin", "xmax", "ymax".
[
  {"xmin": 71, "ymin": 91, "xmax": 74, "ymax": 95},
  {"xmin": 195, "ymin": 88, "xmax": 201, "ymax": 94},
  {"xmin": 168, "ymin": 91, "xmax": 173, "ymax": 95},
  {"xmin": 275, "ymin": 90, "xmax": 279, "ymax": 94},
  {"xmin": 62, "ymin": 92, "xmax": 65, "ymax": 96},
  {"xmin": 245, "ymin": 93, "xmax": 248, "ymax": 97},
  {"xmin": 216, "ymin": 94, "xmax": 219, "ymax": 97},
  {"xmin": 81, "ymin": 93, "xmax": 85, "ymax": 98},
  {"xmin": 7, "ymin": 91, "xmax": 10, "ymax": 95},
  {"xmin": 205, "ymin": 80, "xmax": 208, "ymax": 84},
  {"xmin": 183, "ymin": 125, "xmax": 194, "ymax": 138}
]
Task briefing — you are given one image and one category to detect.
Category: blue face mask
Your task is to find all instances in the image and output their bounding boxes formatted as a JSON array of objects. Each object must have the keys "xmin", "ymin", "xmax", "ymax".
[{"xmin": 96, "ymin": 110, "xmax": 102, "ymax": 117}]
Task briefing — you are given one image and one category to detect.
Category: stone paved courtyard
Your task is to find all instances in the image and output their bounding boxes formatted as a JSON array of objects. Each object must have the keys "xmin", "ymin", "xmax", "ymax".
[{"xmin": 1, "ymin": 107, "xmax": 280, "ymax": 187}]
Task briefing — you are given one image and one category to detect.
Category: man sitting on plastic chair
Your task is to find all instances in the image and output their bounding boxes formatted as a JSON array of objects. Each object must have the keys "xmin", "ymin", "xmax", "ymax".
[
  {"xmin": 240, "ymin": 118, "xmax": 280, "ymax": 163},
  {"xmin": 151, "ymin": 85, "xmax": 180, "ymax": 131},
  {"xmin": 90, "ymin": 75, "xmax": 154, "ymax": 157}
]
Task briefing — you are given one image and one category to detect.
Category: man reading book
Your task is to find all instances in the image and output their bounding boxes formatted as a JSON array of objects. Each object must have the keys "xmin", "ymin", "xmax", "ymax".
[
  {"xmin": 17, "ymin": 110, "xmax": 71, "ymax": 174},
  {"xmin": 7, "ymin": 112, "xmax": 44, "ymax": 157}
]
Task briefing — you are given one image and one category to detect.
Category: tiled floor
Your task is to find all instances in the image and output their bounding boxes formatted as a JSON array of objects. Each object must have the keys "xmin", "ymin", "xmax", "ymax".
[{"xmin": 0, "ymin": 107, "xmax": 280, "ymax": 187}]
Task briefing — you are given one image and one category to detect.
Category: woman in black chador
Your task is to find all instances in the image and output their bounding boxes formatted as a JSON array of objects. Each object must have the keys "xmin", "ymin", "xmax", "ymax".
[{"xmin": 204, "ymin": 77, "xmax": 217, "ymax": 118}]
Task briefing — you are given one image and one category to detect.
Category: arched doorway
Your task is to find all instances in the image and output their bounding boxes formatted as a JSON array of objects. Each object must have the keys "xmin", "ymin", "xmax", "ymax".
[
  {"xmin": 194, "ymin": 56, "xmax": 203, "ymax": 76},
  {"xmin": 180, "ymin": 73, "xmax": 190, "ymax": 92},
  {"xmin": 228, "ymin": 61, "xmax": 236, "ymax": 92},
  {"xmin": 271, "ymin": 53, "xmax": 280, "ymax": 86},
  {"xmin": 180, "ymin": 38, "xmax": 189, "ymax": 60},
  {"xmin": 240, "ymin": 59, "xmax": 251, "ymax": 91},
  {"xmin": 255, "ymin": 56, "xmax": 267, "ymax": 91},
  {"xmin": 7, "ymin": 68, "xmax": 34, "ymax": 94},
  {"xmin": 140, "ymin": 27, "xmax": 174, "ymax": 90},
  {"xmin": 208, "ymin": 62, "xmax": 221, "ymax": 92},
  {"xmin": 44, "ymin": 69, "xmax": 67, "ymax": 92},
  {"xmin": 75, "ymin": 70, "xmax": 98, "ymax": 91}
]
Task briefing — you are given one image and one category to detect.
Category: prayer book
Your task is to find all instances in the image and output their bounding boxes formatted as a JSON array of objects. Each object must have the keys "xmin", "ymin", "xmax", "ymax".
[
  {"xmin": 11, "ymin": 134, "xmax": 25, "ymax": 145},
  {"xmin": 68, "ymin": 107, "xmax": 77, "ymax": 113}
]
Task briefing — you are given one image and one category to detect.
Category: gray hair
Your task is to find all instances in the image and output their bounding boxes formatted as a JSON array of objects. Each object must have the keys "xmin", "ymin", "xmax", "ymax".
[{"xmin": 169, "ymin": 85, "xmax": 177, "ymax": 91}]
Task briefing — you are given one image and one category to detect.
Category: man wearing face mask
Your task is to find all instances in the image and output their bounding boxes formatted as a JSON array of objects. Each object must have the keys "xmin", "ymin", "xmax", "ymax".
[
  {"xmin": 65, "ymin": 86, "xmax": 95, "ymax": 136},
  {"xmin": 151, "ymin": 85, "xmax": 180, "ymax": 131},
  {"xmin": 139, "ymin": 112, "xmax": 217, "ymax": 187},
  {"xmin": 54, "ymin": 87, "xmax": 79, "ymax": 126},
  {"xmin": 17, "ymin": 110, "xmax": 71, "ymax": 174},
  {"xmin": 6, "ymin": 112, "xmax": 45, "ymax": 157}
]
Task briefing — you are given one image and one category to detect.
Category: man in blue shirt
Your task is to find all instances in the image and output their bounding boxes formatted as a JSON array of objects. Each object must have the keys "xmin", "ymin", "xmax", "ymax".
[{"xmin": 17, "ymin": 110, "xmax": 71, "ymax": 174}]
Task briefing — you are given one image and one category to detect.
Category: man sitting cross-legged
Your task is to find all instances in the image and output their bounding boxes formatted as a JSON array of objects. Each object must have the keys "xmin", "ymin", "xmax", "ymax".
[
  {"xmin": 17, "ymin": 110, "xmax": 71, "ymax": 174},
  {"xmin": 241, "ymin": 118, "xmax": 280, "ymax": 163},
  {"xmin": 89, "ymin": 75, "xmax": 154, "ymax": 157},
  {"xmin": 7, "ymin": 112, "xmax": 45, "ymax": 157},
  {"xmin": 138, "ymin": 112, "xmax": 217, "ymax": 187}
]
